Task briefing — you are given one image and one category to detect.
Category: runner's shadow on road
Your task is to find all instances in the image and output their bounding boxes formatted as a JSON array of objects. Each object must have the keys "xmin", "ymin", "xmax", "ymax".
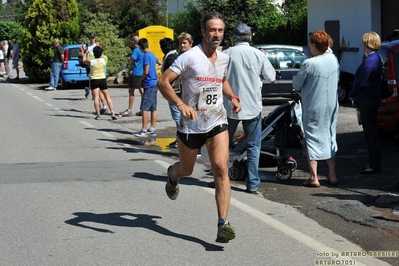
[{"xmin": 65, "ymin": 212, "xmax": 224, "ymax": 251}]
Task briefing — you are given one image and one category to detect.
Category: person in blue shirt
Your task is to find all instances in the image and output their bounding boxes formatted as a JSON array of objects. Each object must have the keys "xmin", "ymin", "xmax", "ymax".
[
  {"xmin": 134, "ymin": 38, "xmax": 162, "ymax": 137},
  {"xmin": 349, "ymin": 31, "xmax": 383, "ymax": 174},
  {"xmin": 121, "ymin": 36, "xmax": 145, "ymax": 117}
]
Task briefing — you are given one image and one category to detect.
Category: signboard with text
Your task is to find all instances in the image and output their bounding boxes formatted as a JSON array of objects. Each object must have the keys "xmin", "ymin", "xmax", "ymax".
[{"xmin": 138, "ymin": 25, "xmax": 174, "ymax": 62}]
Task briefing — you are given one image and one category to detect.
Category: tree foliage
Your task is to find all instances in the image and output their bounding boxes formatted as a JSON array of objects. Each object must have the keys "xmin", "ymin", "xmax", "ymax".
[
  {"xmin": 79, "ymin": 12, "xmax": 132, "ymax": 76},
  {"xmin": 0, "ymin": 0, "xmax": 35, "ymax": 23},
  {"xmin": 169, "ymin": 0, "xmax": 307, "ymax": 46},
  {"xmin": 168, "ymin": 1, "xmax": 203, "ymax": 45},
  {"xmin": 198, "ymin": 0, "xmax": 272, "ymax": 46},
  {"xmin": 279, "ymin": 0, "xmax": 308, "ymax": 45},
  {"xmin": 79, "ymin": 0, "xmax": 165, "ymax": 38},
  {"xmin": 0, "ymin": 21, "xmax": 23, "ymax": 40},
  {"xmin": 21, "ymin": 0, "xmax": 80, "ymax": 82}
]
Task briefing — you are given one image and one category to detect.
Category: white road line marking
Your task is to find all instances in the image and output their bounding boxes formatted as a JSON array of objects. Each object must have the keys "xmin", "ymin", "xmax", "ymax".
[
  {"xmin": 101, "ymin": 132, "xmax": 115, "ymax": 138},
  {"xmin": 45, "ymin": 103, "xmax": 54, "ymax": 107},
  {"xmin": 32, "ymin": 96, "xmax": 45, "ymax": 102},
  {"xmin": 79, "ymin": 121, "xmax": 95, "ymax": 128},
  {"xmin": 79, "ymin": 120, "xmax": 115, "ymax": 139},
  {"xmin": 26, "ymin": 92, "xmax": 33, "ymax": 95}
]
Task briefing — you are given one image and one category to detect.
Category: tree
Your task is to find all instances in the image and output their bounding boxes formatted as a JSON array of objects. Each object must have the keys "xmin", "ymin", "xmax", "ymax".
[
  {"xmin": 198, "ymin": 0, "xmax": 272, "ymax": 46},
  {"xmin": 279, "ymin": 0, "xmax": 308, "ymax": 45},
  {"xmin": 79, "ymin": 12, "xmax": 131, "ymax": 76},
  {"xmin": 168, "ymin": 1, "xmax": 203, "ymax": 45},
  {"xmin": 0, "ymin": 21, "xmax": 23, "ymax": 40},
  {"xmin": 0, "ymin": 0, "xmax": 34, "ymax": 23},
  {"xmin": 21, "ymin": 0, "xmax": 80, "ymax": 82},
  {"xmin": 79, "ymin": 0, "xmax": 166, "ymax": 38},
  {"xmin": 169, "ymin": 0, "xmax": 307, "ymax": 46}
]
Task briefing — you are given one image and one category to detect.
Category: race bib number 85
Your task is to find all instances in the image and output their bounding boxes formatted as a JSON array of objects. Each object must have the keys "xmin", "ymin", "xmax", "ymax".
[{"xmin": 198, "ymin": 86, "xmax": 220, "ymax": 113}]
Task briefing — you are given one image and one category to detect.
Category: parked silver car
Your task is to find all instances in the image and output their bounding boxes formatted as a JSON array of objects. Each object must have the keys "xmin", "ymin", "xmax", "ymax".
[
  {"xmin": 253, "ymin": 44, "xmax": 308, "ymax": 99},
  {"xmin": 255, "ymin": 44, "xmax": 353, "ymax": 103}
]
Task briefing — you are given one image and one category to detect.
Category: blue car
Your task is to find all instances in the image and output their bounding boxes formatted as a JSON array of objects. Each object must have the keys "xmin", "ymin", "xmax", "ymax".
[{"xmin": 60, "ymin": 44, "xmax": 89, "ymax": 89}]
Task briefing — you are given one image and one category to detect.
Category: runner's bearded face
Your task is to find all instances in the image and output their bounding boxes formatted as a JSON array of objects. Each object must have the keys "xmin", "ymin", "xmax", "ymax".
[{"xmin": 202, "ymin": 19, "xmax": 225, "ymax": 49}]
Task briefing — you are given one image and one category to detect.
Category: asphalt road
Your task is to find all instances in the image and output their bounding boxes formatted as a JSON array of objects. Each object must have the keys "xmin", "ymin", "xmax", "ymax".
[{"xmin": 0, "ymin": 72, "xmax": 397, "ymax": 265}]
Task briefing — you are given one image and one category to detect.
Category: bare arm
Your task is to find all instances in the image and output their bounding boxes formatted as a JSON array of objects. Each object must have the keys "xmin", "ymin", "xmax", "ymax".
[
  {"xmin": 140, "ymin": 64, "xmax": 149, "ymax": 83},
  {"xmin": 157, "ymin": 68, "xmax": 183, "ymax": 106},
  {"xmin": 158, "ymin": 69, "xmax": 198, "ymax": 120}
]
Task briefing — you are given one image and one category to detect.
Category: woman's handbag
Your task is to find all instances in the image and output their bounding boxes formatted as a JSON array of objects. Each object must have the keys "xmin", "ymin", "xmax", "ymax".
[{"xmin": 381, "ymin": 73, "xmax": 393, "ymax": 100}]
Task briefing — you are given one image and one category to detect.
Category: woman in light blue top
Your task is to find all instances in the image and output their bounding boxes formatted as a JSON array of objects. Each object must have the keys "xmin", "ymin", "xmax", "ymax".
[{"xmin": 293, "ymin": 30, "xmax": 340, "ymax": 187}]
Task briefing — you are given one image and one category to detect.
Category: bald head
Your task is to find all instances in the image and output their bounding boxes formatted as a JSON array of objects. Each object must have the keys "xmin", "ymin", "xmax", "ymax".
[
  {"xmin": 132, "ymin": 36, "xmax": 139, "ymax": 46},
  {"xmin": 53, "ymin": 39, "xmax": 60, "ymax": 46}
]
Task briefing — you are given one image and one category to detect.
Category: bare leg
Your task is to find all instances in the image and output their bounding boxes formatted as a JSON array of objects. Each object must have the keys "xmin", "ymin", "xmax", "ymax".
[
  {"xmin": 128, "ymin": 88, "xmax": 135, "ymax": 110},
  {"xmin": 307, "ymin": 153, "xmax": 320, "ymax": 186},
  {"xmin": 206, "ymin": 130, "xmax": 231, "ymax": 220},
  {"xmin": 171, "ymin": 139, "xmax": 198, "ymax": 181},
  {"xmin": 326, "ymin": 157, "xmax": 337, "ymax": 183},
  {"xmin": 150, "ymin": 110, "xmax": 157, "ymax": 129},
  {"xmin": 99, "ymin": 90, "xmax": 107, "ymax": 109},
  {"xmin": 92, "ymin": 88, "xmax": 100, "ymax": 114},
  {"xmin": 101, "ymin": 89, "xmax": 114, "ymax": 112},
  {"xmin": 141, "ymin": 110, "xmax": 148, "ymax": 130}
]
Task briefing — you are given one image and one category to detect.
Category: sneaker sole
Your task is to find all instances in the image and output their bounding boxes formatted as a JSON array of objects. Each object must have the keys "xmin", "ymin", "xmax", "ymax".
[
  {"xmin": 216, "ymin": 226, "xmax": 236, "ymax": 243},
  {"xmin": 165, "ymin": 166, "xmax": 179, "ymax": 200}
]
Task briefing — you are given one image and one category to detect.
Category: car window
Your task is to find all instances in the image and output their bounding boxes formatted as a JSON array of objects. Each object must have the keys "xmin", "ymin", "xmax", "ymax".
[
  {"xmin": 68, "ymin": 48, "xmax": 80, "ymax": 60},
  {"xmin": 263, "ymin": 50, "xmax": 277, "ymax": 69},
  {"xmin": 277, "ymin": 49, "xmax": 307, "ymax": 69}
]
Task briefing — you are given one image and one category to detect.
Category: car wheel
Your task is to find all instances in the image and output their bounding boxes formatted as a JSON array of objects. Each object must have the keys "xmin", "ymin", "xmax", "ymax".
[
  {"xmin": 338, "ymin": 81, "xmax": 349, "ymax": 103},
  {"xmin": 60, "ymin": 76, "xmax": 68, "ymax": 89}
]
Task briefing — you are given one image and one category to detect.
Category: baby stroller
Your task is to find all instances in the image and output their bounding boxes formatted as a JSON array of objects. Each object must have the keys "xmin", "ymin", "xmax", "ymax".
[{"xmin": 228, "ymin": 90, "xmax": 303, "ymax": 181}]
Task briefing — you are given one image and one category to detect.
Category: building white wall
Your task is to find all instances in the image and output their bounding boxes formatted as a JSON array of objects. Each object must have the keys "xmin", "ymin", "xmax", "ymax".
[{"xmin": 308, "ymin": 0, "xmax": 381, "ymax": 74}]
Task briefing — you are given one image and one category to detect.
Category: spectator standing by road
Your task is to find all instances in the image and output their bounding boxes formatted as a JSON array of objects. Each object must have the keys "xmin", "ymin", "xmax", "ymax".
[
  {"xmin": 45, "ymin": 39, "xmax": 64, "ymax": 91},
  {"xmin": 293, "ymin": 30, "xmax": 340, "ymax": 187},
  {"xmin": 349, "ymin": 32, "xmax": 383, "ymax": 174},
  {"xmin": 0, "ymin": 42, "xmax": 5, "ymax": 74},
  {"xmin": 120, "ymin": 35, "xmax": 144, "ymax": 117},
  {"xmin": 160, "ymin": 38, "xmax": 180, "ymax": 144},
  {"xmin": 177, "ymin": 32, "xmax": 193, "ymax": 53},
  {"xmin": 157, "ymin": 11, "xmax": 242, "ymax": 243},
  {"xmin": 11, "ymin": 39, "xmax": 20, "ymax": 80},
  {"xmin": 223, "ymin": 23, "xmax": 276, "ymax": 194},
  {"xmin": 165, "ymin": 32, "xmax": 195, "ymax": 149},
  {"xmin": 6, "ymin": 40, "xmax": 13, "ymax": 77},
  {"xmin": 134, "ymin": 38, "xmax": 162, "ymax": 137},
  {"xmin": 82, "ymin": 46, "xmax": 116, "ymax": 120},
  {"xmin": 3, "ymin": 41, "xmax": 9, "ymax": 75}
]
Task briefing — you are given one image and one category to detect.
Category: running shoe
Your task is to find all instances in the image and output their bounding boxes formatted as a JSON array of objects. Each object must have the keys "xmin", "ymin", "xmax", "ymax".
[
  {"xmin": 167, "ymin": 140, "xmax": 178, "ymax": 148},
  {"xmin": 147, "ymin": 128, "xmax": 157, "ymax": 136},
  {"xmin": 216, "ymin": 220, "xmax": 236, "ymax": 243},
  {"xmin": 111, "ymin": 112, "xmax": 117, "ymax": 120},
  {"xmin": 84, "ymin": 87, "xmax": 90, "ymax": 98},
  {"xmin": 94, "ymin": 114, "xmax": 101, "ymax": 120},
  {"xmin": 134, "ymin": 129, "xmax": 148, "ymax": 137},
  {"xmin": 120, "ymin": 109, "xmax": 133, "ymax": 117},
  {"xmin": 165, "ymin": 166, "xmax": 179, "ymax": 200},
  {"xmin": 136, "ymin": 110, "xmax": 142, "ymax": 116},
  {"xmin": 100, "ymin": 108, "xmax": 108, "ymax": 114}
]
